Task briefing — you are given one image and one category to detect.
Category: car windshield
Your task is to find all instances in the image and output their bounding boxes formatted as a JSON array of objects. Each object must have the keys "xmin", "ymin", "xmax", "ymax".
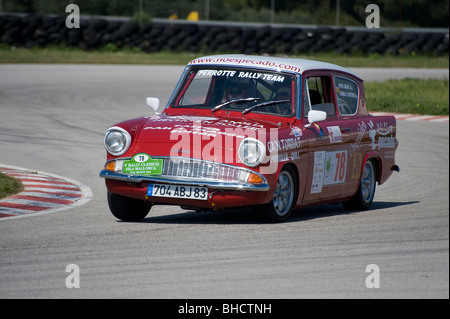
[{"xmin": 172, "ymin": 67, "xmax": 296, "ymax": 117}]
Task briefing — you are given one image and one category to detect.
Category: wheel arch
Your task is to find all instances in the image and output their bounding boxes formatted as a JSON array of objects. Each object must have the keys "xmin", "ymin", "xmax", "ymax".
[{"xmin": 362, "ymin": 152, "xmax": 381, "ymax": 184}]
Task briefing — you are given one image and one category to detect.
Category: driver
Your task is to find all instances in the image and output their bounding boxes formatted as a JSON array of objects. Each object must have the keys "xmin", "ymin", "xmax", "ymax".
[
  {"xmin": 276, "ymin": 86, "xmax": 290, "ymax": 101},
  {"xmin": 222, "ymin": 78, "xmax": 252, "ymax": 102},
  {"xmin": 274, "ymin": 85, "xmax": 292, "ymax": 115}
]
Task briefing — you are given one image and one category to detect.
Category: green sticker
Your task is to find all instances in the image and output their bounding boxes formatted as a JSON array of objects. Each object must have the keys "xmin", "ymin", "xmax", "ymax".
[{"xmin": 123, "ymin": 153, "xmax": 163, "ymax": 175}]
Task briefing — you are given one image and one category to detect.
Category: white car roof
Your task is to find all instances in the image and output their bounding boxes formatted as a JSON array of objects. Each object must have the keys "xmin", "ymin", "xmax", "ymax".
[{"xmin": 188, "ymin": 54, "xmax": 361, "ymax": 80}]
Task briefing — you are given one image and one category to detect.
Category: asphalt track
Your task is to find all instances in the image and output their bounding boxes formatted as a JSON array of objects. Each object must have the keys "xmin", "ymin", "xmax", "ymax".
[{"xmin": 0, "ymin": 64, "xmax": 448, "ymax": 299}]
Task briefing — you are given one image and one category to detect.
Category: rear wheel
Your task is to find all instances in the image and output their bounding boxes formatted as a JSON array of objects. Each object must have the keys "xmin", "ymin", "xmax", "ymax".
[
  {"xmin": 343, "ymin": 160, "xmax": 377, "ymax": 210},
  {"xmin": 257, "ymin": 166, "xmax": 297, "ymax": 222},
  {"xmin": 107, "ymin": 192, "xmax": 151, "ymax": 221}
]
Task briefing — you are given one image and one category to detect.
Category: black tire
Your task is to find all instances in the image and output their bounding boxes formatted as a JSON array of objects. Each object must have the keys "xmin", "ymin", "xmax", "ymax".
[
  {"xmin": 343, "ymin": 160, "xmax": 377, "ymax": 210},
  {"xmin": 257, "ymin": 166, "xmax": 297, "ymax": 222},
  {"xmin": 107, "ymin": 192, "xmax": 151, "ymax": 222}
]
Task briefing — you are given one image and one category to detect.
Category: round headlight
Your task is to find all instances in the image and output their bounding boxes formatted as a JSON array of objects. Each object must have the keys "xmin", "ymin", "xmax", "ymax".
[
  {"xmin": 238, "ymin": 138, "xmax": 266, "ymax": 167},
  {"xmin": 104, "ymin": 126, "xmax": 131, "ymax": 156}
]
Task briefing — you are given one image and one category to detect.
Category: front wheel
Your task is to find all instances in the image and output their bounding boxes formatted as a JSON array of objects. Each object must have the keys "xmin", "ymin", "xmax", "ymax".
[
  {"xmin": 343, "ymin": 160, "xmax": 377, "ymax": 210},
  {"xmin": 256, "ymin": 166, "xmax": 297, "ymax": 222},
  {"xmin": 107, "ymin": 192, "xmax": 152, "ymax": 221}
]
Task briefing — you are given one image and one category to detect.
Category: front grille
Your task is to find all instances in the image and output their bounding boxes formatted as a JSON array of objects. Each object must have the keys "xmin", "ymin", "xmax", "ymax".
[
  {"xmin": 162, "ymin": 157, "xmax": 250, "ymax": 183},
  {"xmin": 102, "ymin": 156, "xmax": 270, "ymax": 190}
]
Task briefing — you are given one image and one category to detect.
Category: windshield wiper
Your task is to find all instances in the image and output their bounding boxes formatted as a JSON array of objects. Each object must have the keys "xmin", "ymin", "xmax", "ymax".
[
  {"xmin": 211, "ymin": 97, "xmax": 261, "ymax": 113},
  {"xmin": 242, "ymin": 100, "xmax": 290, "ymax": 115}
]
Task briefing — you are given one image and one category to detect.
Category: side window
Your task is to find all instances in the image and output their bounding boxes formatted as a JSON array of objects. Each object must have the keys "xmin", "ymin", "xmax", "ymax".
[
  {"xmin": 303, "ymin": 76, "xmax": 336, "ymax": 117},
  {"xmin": 335, "ymin": 76, "xmax": 359, "ymax": 115}
]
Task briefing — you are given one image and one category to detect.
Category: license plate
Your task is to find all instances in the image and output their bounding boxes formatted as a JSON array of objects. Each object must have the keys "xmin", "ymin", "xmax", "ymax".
[{"xmin": 147, "ymin": 183, "xmax": 208, "ymax": 201}]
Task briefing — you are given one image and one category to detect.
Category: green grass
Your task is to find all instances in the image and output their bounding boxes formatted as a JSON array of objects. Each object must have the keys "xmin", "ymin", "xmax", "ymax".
[
  {"xmin": 365, "ymin": 78, "xmax": 449, "ymax": 115},
  {"xmin": 0, "ymin": 44, "xmax": 196, "ymax": 65},
  {"xmin": 0, "ymin": 44, "xmax": 448, "ymax": 68},
  {"xmin": 0, "ymin": 44, "xmax": 448, "ymax": 116},
  {"xmin": 0, "ymin": 172, "xmax": 23, "ymax": 199},
  {"xmin": 294, "ymin": 52, "xmax": 449, "ymax": 69}
]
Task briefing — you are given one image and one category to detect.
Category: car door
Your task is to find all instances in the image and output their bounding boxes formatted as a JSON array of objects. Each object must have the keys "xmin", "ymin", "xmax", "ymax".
[{"xmin": 301, "ymin": 72, "xmax": 355, "ymax": 203}]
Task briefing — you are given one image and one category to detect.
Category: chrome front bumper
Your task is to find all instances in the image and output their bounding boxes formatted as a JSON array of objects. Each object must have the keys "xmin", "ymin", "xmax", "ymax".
[
  {"xmin": 99, "ymin": 169, "xmax": 270, "ymax": 191},
  {"xmin": 100, "ymin": 156, "xmax": 270, "ymax": 191}
]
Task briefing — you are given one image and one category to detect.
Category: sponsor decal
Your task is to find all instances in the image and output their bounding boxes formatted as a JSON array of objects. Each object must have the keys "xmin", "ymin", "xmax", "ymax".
[
  {"xmin": 188, "ymin": 57, "xmax": 303, "ymax": 73},
  {"xmin": 350, "ymin": 121, "xmax": 367, "ymax": 157},
  {"xmin": 368, "ymin": 121, "xmax": 397, "ymax": 151},
  {"xmin": 323, "ymin": 150, "xmax": 347, "ymax": 185},
  {"xmin": 327, "ymin": 126, "xmax": 342, "ymax": 143},
  {"xmin": 311, "ymin": 150, "xmax": 348, "ymax": 193},
  {"xmin": 311, "ymin": 151, "xmax": 326, "ymax": 194},
  {"xmin": 290, "ymin": 126, "xmax": 303, "ymax": 137},
  {"xmin": 197, "ymin": 70, "xmax": 236, "ymax": 77},
  {"xmin": 123, "ymin": 153, "xmax": 163, "ymax": 175},
  {"xmin": 351, "ymin": 152, "xmax": 363, "ymax": 180},
  {"xmin": 266, "ymin": 137, "xmax": 301, "ymax": 153}
]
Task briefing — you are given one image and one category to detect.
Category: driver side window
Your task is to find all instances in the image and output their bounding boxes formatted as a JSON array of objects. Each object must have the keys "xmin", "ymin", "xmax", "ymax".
[{"xmin": 303, "ymin": 76, "xmax": 336, "ymax": 117}]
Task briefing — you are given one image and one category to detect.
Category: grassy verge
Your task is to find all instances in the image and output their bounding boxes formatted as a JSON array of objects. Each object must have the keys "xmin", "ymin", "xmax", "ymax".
[
  {"xmin": 297, "ymin": 52, "xmax": 449, "ymax": 69},
  {"xmin": 0, "ymin": 45, "xmax": 448, "ymax": 116},
  {"xmin": 0, "ymin": 172, "xmax": 23, "ymax": 199},
  {"xmin": 0, "ymin": 44, "xmax": 448, "ymax": 68},
  {"xmin": 365, "ymin": 78, "xmax": 449, "ymax": 115},
  {"xmin": 0, "ymin": 45, "xmax": 196, "ymax": 65}
]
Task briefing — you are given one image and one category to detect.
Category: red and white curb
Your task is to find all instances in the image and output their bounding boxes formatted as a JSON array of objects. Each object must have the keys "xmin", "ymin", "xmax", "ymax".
[
  {"xmin": 370, "ymin": 112, "xmax": 449, "ymax": 122},
  {"xmin": 0, "ymin": 164, "xmax": 93, "ymax": 221}
]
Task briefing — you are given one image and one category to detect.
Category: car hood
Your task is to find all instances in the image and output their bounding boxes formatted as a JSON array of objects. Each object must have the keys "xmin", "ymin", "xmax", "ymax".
[
  {"xmin": 129, "ymin": 114, "xmax": 295, "ymax": 162},
  {"xmin": 136, "ymin": 114, "xmax": 281, "ymax": 144}
]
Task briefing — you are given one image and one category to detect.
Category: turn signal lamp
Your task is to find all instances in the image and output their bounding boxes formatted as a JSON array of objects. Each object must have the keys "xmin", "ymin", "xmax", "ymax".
[
  {"xmin": 105, "ymin": 161, "xmax": 116, "ymax": 172},
  {"xmin": 247, "ymin": 173, "xmax": 263, "ymax": 184}
]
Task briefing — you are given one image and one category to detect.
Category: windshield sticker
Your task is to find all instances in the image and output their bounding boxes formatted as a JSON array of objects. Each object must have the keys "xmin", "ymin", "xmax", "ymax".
[
  {"xmin": 237, "ymin": 72, "xmax": 285, "ymax": 83},
  {"xmin": 196, "ymin": 69, "xmax": 285, "ymax": 82},
  {"xmin": 197, "ymin": 70, "xmax": 236, "ymax": 77},
  {"xmin": 123, "ymin": 153, "xmax": 163, "ymax": 175},
  {"xmin": 189, "ymin": 57, "xmax": 302, "ymax": 73}
]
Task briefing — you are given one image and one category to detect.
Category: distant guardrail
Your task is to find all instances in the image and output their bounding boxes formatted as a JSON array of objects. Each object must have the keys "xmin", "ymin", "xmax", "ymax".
[{"xmin": 1, "ymin": 13, "xmax": 448, "ymax": 56}]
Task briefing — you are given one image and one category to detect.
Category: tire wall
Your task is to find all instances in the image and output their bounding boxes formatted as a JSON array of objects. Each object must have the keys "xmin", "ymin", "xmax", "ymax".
[{"xmin": 0, "ymin": 14, "xmax": 448, "ymax": 56}]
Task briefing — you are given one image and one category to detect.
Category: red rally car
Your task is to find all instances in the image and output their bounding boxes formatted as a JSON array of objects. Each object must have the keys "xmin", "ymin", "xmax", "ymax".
[{"xmin": 100, "ymin": 55, "xmax": 399, "ymax": 222}]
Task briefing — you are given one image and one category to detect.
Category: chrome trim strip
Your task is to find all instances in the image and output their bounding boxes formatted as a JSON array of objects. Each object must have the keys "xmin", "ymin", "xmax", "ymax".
[{"xmin": 99, "ymin": 170, "xmax": 270, "ymax": 191}]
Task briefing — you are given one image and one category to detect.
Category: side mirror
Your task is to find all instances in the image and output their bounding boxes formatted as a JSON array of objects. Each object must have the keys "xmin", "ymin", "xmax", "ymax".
[
  {"xmin": 306, "ymin": 110, "xmax": 327, "ymax": 127},
  {"xmin": 146, "ymin": 97, "xmax": 160, "ymax": 114}
]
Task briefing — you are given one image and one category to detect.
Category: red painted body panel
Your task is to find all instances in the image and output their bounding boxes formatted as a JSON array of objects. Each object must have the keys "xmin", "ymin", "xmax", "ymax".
[{"xmin": 105, "ymin": 179, "xmax": 272, "ymax": 209}]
